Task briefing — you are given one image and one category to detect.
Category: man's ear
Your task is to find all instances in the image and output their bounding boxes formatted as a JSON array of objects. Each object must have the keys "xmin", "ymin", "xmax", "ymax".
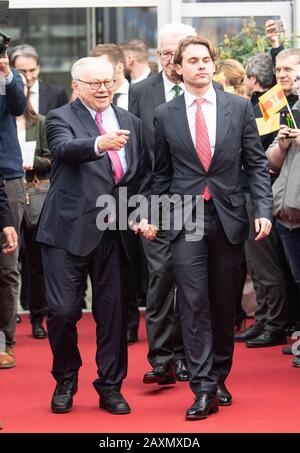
[
  {"xmin": 174, "ymin": 63, "xmax": 182, "ymax": 76},
  {"xmin": 72, "ymin": 79, "xmax": 79, "ymax": 93},
  {"xmin": 116, "ymin": 62, "xmax": 125, "ymax": 75}
]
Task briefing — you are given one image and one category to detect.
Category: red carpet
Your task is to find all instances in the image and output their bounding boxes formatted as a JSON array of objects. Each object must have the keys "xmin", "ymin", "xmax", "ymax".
[{"xmin": 0, "ymin": 313, "xmax": 299, "ymax": 433}]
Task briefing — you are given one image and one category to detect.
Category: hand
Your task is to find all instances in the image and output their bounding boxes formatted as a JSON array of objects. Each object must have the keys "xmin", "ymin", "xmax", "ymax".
[
  {"xmin": 23, "ymin": 165, "xmax": 33, "ymax": 171},
  {"xmin": 0, "ymin": 52, "xmax": 11, "ymax": 78},
  {"xmin": 129, "ymin": 218, "xmax": 157, "ymax": 240},
  {"xmin": 254, "ymin": 218, "xmax": 272, "ymax": 241},
  {"xmin": 1, "ymin": 226, "xmax": 18, "ymax": 254},
  {"xmin": 98, "ymin": 130, "xmax": 130, "ymax": 152},
  {"xmin": 288, "ymin": 128, "xmax": 300, "ymax": 146},
  {"xmin": 265, "ymin": 19, "xmax": 283, "ymax": 48},
  {"xmin": 278, "ymin": 124, "xmax": 293, "ymax": 151}
]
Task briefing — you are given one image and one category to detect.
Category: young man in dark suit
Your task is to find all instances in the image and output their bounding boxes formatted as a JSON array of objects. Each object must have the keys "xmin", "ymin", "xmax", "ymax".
[
  {"xmin": 151, "ymin": 35, "xmax": 273, "ymax": 420},
  {"xmin": 36, "ymin": 57, "xmax": 151, "ymax": 415},
  {"xmin": 128, "ymin": 23, "xmax": 197, "ymax": 385}
]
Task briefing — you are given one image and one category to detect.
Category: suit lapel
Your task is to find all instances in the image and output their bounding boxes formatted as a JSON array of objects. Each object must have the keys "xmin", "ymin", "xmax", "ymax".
[
  {"xmin": 71, "ymin": 98, "xmax": 114, "ymax": 178},
  {"xmin": 150, "ymin": 72, "xmax": 166, "ymax": 107},
  {"xmin": 212, "ymin": 89, "xmax": 232, "ymax": 166},
  {"xmin": 168, "ymin": 95, "xmax": 205, "ymax": 170}
]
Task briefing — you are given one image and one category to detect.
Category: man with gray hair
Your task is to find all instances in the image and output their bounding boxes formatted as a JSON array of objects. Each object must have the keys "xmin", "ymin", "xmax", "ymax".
[
  {"xmin": 10, "ymin": 44, "xmax": 68, "ymax": 115},
  {"xmin": 128, "ymin": 23, "xmax": 197, "ymax": 387},
  {"xmin": 36, "ymin": 57, "xmax": 152, "ymax": 415}
]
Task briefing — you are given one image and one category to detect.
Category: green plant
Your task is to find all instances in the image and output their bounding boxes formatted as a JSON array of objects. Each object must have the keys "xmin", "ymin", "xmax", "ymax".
[{"xmin": 218, "ymin": 17, "xmax": 273, "ymax": 64}]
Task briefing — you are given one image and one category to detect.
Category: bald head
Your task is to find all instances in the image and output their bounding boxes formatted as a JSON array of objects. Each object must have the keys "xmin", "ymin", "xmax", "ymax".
[
  {"xmin": 71, "ymin": 57, "xmax": 116, "ymax": 112},
  {"xmin": 71, "ymin": 57, "xmax": 115, "ymax": 81}
]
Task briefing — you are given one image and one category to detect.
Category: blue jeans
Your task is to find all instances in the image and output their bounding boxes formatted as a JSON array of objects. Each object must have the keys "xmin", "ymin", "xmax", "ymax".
[{"xmin": 277, "ymin": 223, "xmax": 300, "ymax": 289}]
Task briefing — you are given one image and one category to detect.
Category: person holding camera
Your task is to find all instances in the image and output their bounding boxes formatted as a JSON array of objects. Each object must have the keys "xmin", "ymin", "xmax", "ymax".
[{"xmin": 0, "ymin": 48, "xmax": 26, "ymax": 369}]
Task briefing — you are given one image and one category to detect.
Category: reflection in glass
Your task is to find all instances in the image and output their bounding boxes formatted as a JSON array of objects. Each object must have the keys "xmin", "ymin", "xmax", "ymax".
[{"xmin": 183, "ymin": 16, "xmax": 279, "ymax": 46}]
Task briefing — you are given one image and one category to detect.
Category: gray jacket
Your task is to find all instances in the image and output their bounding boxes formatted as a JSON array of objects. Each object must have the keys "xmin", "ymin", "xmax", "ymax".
[{"xmin": 267, "ymin": 139, "xmax": 300, "ymax": 229}]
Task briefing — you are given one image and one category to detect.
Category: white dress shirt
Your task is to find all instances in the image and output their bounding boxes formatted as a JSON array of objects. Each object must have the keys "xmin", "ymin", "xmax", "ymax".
[
  {"xmin": 162, "ymin": 71, "xmax": 185, "ymax": 102},
  {"xmin": 29, "ymin": 79, "xmax": 39, "ymax": 114},
  {"xmin": 113, "ymin": 78, "xmax": 129, "ymax": 110},
  {"xmin": 184, "ymin": 85, "xmax": 217, "ymax": 157},
  {"xmin": 82, "ymin": 100, "xmax": 128, "ymax": 174}
]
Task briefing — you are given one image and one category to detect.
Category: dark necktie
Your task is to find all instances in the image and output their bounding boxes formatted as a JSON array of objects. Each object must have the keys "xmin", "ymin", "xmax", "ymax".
[
  {"xmin": 172, "ymin": 85, "xmax": 181, "ymax": 98},
  {"xmin": 113, "ymin": 93, "xmax": 121, "ymax": 105}
]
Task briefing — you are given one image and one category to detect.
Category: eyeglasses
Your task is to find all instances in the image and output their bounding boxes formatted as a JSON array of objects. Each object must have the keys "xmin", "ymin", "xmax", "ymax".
[
  {"xmin": 158, "ymin": 51, "xmax": 176, "ymax": 61},
  {"xmin": 273, "ymin": 67, "xmax": 294, "ymax": 75},
  {"xmin": 77, "ymin": 79, "xmax": 115, "ymax": 90}
]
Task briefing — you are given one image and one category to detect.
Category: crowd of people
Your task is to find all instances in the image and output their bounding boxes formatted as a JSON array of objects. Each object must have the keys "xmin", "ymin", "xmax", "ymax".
[{"xmin": 0, "ymin": 18, "xmax": 300, "ymax": 421}]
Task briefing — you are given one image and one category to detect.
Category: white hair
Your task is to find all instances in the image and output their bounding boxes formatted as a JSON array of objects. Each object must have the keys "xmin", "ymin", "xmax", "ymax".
[
  {"xmin": 158, "ymin": 23, "xmax": 196, "ymax": 47},
  {"xmin": 71, "ymin": 57, "xmax": 114, "ymax": 80}
]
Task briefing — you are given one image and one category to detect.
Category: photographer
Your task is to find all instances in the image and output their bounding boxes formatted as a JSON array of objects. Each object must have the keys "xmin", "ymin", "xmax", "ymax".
[
  {"xmin": 0, "ymin": 46, "xmax": 26, "ymax": 369},
  {"xmin": 266, "ymin": 63, "xmax": 300, "ymax": 367}
]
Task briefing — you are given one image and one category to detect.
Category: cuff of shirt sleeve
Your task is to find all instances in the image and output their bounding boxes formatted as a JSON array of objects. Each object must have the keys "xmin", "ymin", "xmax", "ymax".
[
  {"xmin": 5, "ymin": 71, "xmax": 13, "ymax": 85},
  {"xmin": 95, "ymin": 136, "xmax": 106, "ymax": 157}
]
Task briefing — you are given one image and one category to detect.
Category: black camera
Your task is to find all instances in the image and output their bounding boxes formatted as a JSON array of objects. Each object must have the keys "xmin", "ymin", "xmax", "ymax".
[{"xmin": 0, "ymin": 31, "xmax": 10, "ymax": 58}]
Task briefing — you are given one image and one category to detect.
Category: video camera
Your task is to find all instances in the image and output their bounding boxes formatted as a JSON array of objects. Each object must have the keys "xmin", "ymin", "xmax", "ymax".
[{"xmin": 0, "ymin": 31, "xmax": 10, "ymax": 58}]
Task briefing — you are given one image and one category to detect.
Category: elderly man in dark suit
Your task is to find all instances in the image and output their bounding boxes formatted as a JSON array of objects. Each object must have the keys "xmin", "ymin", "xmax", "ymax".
[
  {"xmin": 36, "ymin": 57, "xmax": 151, "ymax": 415},
  {"xmin": 151, "ymin": 35, "xmax": 273, "ymax": 420},
  {"xmin": 10, "ymin": 44, "xmax": 68, "ymax": 115}
]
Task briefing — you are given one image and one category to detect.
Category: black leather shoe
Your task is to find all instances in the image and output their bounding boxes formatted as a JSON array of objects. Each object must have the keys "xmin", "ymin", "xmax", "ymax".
[
  {"xmin": 143, "ymin": 363, "xmax": 176, "ymax": 385},
  {"xmin": 234, "ymin": 323, "xmax": 263, "ymax": 342},
  {"xmin": 127, "ymin": 329, "xmax": 138, "ymax": 346},
  {"xmin": 246, "ymin": 331, "xmax": 287, "ymax": 348},
  {"xmin": 51, "ymin": 377, "xmax": 78, "ymax": 413},
  {"xmin": 32, "ymin": 322, "xmax": 47, "ymax": 339},
  {"xmin": 186, "ymin": 392, "xmax": 219, "ymax": 420},
  {"xmin": 99, "ymin": 389, "xmax": 131, "ymax": 415},
  {"xmin": 282, "ymin": 345, "xmax": 293, "ymax": 355},
  {"xmin": 217, "ymin": 383, "xmax": 232, "ymax": 406},
  {"xmin": 174, "ymin": 359, "xmax": 189, "ymax": 381}
]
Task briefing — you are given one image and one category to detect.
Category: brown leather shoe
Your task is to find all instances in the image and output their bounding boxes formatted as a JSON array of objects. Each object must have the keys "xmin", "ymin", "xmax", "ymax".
[{"xmin": 0, "ymin": 348, "xmax": 16, "ymax": 369}]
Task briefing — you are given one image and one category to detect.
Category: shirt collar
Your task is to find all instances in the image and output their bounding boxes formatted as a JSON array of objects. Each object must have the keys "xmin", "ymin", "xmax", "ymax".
[
  {"xmin": 131, "ymin": 67, "xmax": 151, "ymax": 84},
  {"xmin": 30, "ymin": 79, "xmax": 39, "ymax": 94},
  {"xmin": 115, "ymin": 78, "xmax": 129, "ymax": 95},
  {"xmin": 184, "ymin": 84, "xmax": 216, "ymax": 108},
  {"xmin": 80, "ymin": 99, "xmax": 114, "ymax": 120},
  {"xmin": 162, "ymin": 71, "xmax": 185, "ymax": 95}
]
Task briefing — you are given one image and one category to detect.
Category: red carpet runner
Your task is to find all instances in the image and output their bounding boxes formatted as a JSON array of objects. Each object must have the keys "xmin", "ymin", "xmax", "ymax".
[{"xmin": 0, "ymin": 313, "xmax": 299, "ymax": 433}]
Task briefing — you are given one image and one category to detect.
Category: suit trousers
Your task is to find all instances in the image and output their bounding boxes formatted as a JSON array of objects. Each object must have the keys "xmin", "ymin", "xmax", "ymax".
[
  {"xmin": 0, "ymin": 178, "xmax": 25, "ymax": 347},
  {"xmin": 245, "ymin": 196, "xmax": 288, "ymax": 333},
  {"xmin": 170, "ymin": 201, "xmax": 244, "ymax": 395},
  {"xmin": 142, "ymin": 232, "xmax": 185, "ymax": 366},
  {"xmin": 41, "ymin": 231, "xmax": 127, "ymax": 391},
  {"xmin": 22, "ymin": 221, "xmax": 47, "ymax": 324}
]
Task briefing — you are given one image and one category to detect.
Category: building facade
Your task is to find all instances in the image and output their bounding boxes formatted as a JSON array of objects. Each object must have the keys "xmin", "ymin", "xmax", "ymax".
[{"xmin": 1, "ymin": 0, "xmax": 299, "ymax": 95}]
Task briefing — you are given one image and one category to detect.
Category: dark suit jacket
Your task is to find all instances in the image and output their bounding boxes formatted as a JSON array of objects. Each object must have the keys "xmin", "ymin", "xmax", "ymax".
[
  {"xmin": 152, "ymin": 88, "xmax": 273, "ymax": 245},
  {"xmin": 0, "ymin": 176, "xmax": 13, "ymax": 230},
  {"xmin": 128, "ymin": 71, "xmax": 222, "ymax": 166},
  {"xmin": 38, "ymin": 80, "xmax": 68, "ymax": 115},
  {"xmin": 36, "ymin": 98, "xmax": 151, "ymax": 259}
]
